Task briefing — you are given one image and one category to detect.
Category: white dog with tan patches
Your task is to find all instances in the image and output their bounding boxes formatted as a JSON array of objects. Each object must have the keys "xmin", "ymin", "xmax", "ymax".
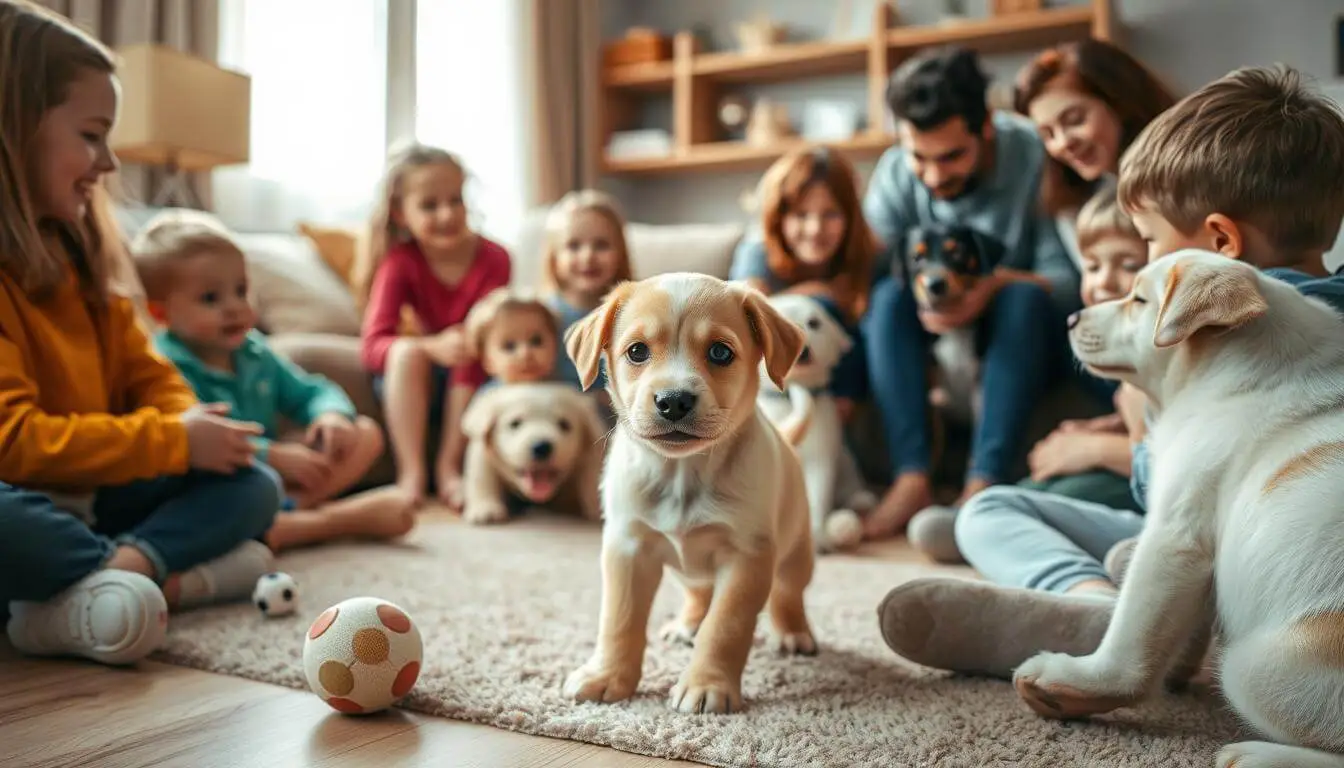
[
  {"xmin": 1013, "ymin": 249, "xmax": 1344, "ymax": 768},
  {"xmin": 561, "ymin": 273, "xmax": 815, "ymax": 715}
]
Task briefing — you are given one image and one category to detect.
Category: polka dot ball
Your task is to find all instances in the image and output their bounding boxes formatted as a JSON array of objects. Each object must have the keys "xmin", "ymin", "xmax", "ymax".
[{"xmin": 301, "ymin": 597, "xmax": 423, "ymax": 714}]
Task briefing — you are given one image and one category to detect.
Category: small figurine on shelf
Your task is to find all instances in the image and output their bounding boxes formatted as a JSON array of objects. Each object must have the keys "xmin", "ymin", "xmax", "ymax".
[
  {"xmin": 745, "ymin": 99, "xmax": 793, "ymax": 147},
  {"xmin": 991, "ymin": 0, "xmax": 1043, "ymax": 14},
  {"xmin": 736, "ymin": 12, "xmax": 784, "ymax": 53},
  {"xmin": 718, "ymin": 93, "xmax": 752, "ymax": 142}
]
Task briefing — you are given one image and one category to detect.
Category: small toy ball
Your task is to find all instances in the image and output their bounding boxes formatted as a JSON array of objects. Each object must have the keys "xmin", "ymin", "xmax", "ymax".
[
  {"xmin": 825, "ymin": 509, "xmax": 864, "ymax": 551},
  {"xmin": 302, "ymin": 597, "xmax": 423, "ymax": 715},
  {"xmin": 253, "ymin": 572, "xmax": 299, "ymax": 617}
]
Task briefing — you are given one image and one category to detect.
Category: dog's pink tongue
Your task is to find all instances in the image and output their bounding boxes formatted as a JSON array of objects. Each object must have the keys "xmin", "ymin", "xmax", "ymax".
[{"xmin": 522, "ymin": 471, "xmax": 558, "ymax": 502}]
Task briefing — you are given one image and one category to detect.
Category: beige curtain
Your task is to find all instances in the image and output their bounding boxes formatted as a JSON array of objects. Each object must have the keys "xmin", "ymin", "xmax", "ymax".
[
  {"xmin": 530, "ymin": 0, "xmax": 600, "ymax": 205},
  {"xmin": 36, "ymin": 0, "xmax": 219, "ymax": 206}
]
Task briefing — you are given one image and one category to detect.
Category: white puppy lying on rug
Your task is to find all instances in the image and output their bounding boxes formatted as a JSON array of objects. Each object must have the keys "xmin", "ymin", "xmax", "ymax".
[
  {"xmin": 1013, "ymin": 250, "xmax": 1344, "ymax": 768},
  {"xmin": 758, "ymin": 294, "xmax": 875, "ymax": 552},
  {"xmin": 459, "ymin": 382, "xmax": 606, "ymax": 524}
]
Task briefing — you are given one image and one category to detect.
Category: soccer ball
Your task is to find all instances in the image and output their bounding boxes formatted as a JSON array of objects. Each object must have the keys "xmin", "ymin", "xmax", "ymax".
[
  {"xmin": 302, "ymin": 597, "xmax": 423, "ymax": 714},
  {"xmin": 253, "ymin": 572, "xmax": 299, "ymax": 617}
]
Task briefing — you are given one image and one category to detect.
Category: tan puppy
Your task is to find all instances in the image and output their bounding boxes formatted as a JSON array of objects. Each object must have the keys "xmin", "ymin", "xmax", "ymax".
[
  {"xmin": 561, "ymin": 272, "xmax": 815, "ymax": 714},
  {"xmin": 459, "ymin": 382, "xmax": 606, "ymax": 524},
  {"xmin": 1013, "ymin": 250, "xmax": 1344, "ymax": 768}
]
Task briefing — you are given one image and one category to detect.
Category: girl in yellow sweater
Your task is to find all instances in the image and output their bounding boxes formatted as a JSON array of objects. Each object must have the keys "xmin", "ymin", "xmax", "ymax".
[{"xmin": 0, "ymin": 1, "xmax": 281, "ymax": 666}]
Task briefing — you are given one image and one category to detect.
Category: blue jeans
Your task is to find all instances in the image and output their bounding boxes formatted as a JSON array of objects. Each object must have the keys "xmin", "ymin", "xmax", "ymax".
[
  {"xmin": 861, "ymin": 276, "xmax": 1061, "ymax": 483},
  {"xmin": 0, "ymin": 465, "xmax": 281, "ymax": 605},
  {"xmin": 955, "ymin": 486, "xmax": 1144, "ymax": 593}
]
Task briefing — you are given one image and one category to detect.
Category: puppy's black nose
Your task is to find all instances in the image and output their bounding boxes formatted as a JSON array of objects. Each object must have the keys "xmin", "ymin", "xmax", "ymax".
[
  {"xmin": 798, "ymin": 346, "xmax": 812, "ymax": 364},
  {"xmin": 531, "ymin": 440, "xmax": 554, "ymax": 461},
  {"xmin": 654, "ymin": 389, "xmax": 697, "ymax": 422},
  {"xmin": 926, "ymin": 275, "xmax": 948, "ymax": 296},
  {"xmin": 1067, "ymin": 312, "xmax": 1081, "ymax": 330}
]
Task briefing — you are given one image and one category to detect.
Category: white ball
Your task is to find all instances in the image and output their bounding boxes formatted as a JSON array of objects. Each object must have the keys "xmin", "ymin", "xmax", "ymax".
[
  {"xmin": 825, "ymin": 509, "xmax": 864, "ymax": 551},
  {"xmin": 253, "ymin": 572, "xmax": 299, "ymax": 617},
  {"xmin": 302, "ymin": 597, "xmax": 424, "ymax": 714}
]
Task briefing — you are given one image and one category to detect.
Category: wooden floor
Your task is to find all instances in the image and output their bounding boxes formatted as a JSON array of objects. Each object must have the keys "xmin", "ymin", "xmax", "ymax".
[{"xmin": 0, "ymin": 532, "xmax": 922, "ymax": 768}]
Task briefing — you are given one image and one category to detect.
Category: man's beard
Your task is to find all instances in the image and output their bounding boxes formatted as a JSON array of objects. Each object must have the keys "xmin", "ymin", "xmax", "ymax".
[{"xmin": 930, "ymin": 174, "xmax": 980, "ymax": 200}]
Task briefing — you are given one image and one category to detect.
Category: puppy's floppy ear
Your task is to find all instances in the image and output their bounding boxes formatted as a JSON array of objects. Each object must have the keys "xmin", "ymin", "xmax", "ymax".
[
  {"xmin": 564, "ymin": 281, "xmax": 634, "ymax": 391},
  {"xmin": 1153, "ymin": 259, "xmax": 1268, "ymax": 348},
  {"xmin": 461, "ymin": 387, "xmax": 505, "ymax": 441},
  {"xmin": 743, "ymin": 287, "xmax": 807, "ymax": 391}
]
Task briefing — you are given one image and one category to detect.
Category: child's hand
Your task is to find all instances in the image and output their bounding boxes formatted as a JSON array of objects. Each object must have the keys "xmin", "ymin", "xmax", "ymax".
[
  {"xmin": 835, "ymin": 396, "xmax": 857, "ymax": 424},
  {"xmin": 1028, "ymin": 431, "xmax": 1100, "ymax": 482},
  {"xmin": 268, "ymin": 442, "xmax": 332, "ymax": 493},
  {"xmin": 307, "ymin": 413, "xmax": 357, "ymax": 459},
  {"xmin": 1057, "ymin": 413, "xmax": 1126, "ymax": 434},
  {"xmin": 183, "ymin": 403, "xmax": 263, "ymax": 473},
  {"xmin": 420, "ymin": 326, "xmax": 469, "ymax": 367}
]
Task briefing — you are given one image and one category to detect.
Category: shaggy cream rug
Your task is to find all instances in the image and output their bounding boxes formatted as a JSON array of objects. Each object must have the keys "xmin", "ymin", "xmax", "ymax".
[{"xmin": 155, "ymin": 516, "xmax": 1241, "ymax": 767}]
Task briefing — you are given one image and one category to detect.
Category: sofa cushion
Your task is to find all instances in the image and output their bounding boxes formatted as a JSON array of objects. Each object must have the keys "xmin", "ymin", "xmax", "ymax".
[
  {"xmin": 298, "ymin": 222, "xmax": 361, "ymax": 286},
  {"xmin": 234, "ymin": 232, "xmax": 362, "ymax": 337}
]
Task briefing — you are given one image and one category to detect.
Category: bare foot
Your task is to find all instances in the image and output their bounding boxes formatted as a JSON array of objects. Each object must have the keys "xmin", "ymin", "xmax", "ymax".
[
  {"xmin": 863, "ymin": 472, "xmax": 932, "ymax": 540},
  {"xmin": 265, "ymin": 488, "xmax": 417, "ymax": 552},
  {"xmin": 436, "ymin": 467, "xmax": 464, "ymax": 511},
  {"xmin": 395, "ymin": 471, "xmax": 427, "ymax": 508},
  {"xmin": 955, "ymin": 477, "xmax": 994, "ymax": 507}
]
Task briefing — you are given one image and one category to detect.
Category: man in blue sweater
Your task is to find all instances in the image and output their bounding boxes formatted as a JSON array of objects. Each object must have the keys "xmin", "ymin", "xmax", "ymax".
[{"xmin": 860, "ymin": 46, "xmax": 1080, "ymax": 537}]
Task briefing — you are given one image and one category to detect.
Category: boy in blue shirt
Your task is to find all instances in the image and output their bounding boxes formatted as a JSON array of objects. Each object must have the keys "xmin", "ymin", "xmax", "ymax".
[
  {"xmin": 132, "ymin": 212, "xmax": 414, "ymax": 552},
  {"xmin": 875, "ymin": 63, "xmax": 1344, "ymax": 679}
]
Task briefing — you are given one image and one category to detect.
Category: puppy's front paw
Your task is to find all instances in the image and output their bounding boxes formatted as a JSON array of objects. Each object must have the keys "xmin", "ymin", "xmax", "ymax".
[
  {"xmin": 1216, "ymin": 741, "xmax": 1299, "ymax": 768},
  {"xmin": 1013, "ymin": 652, "xmax": 1143, "ymax": 719},
  {"xmin": 659, "ymin": 619, "xmax": 698, "ymax": 646},
  {"xmin": 669, "ymin": 670, "xmax": 742, "ymax": 714},
  {"xmin": 462, "ymin": 499, "xmax": 509, "ymax": 525},
  {"xmin": 562, "ymin": 661, "xmax": 640, "ymax": 704},
  {"xmin": 770, "ymin": 629, "xmax": 818, "ymax": 656}
]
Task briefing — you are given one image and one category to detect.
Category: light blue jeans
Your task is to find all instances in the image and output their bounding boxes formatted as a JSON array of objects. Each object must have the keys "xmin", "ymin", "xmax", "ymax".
[{"xmin": 954, "ymin": 486, "xmax": 1145, "ymax": 593}]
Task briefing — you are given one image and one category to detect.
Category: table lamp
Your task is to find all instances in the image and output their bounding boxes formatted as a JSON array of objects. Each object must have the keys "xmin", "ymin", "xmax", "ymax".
[{"xmin": 110, "ymin": 44, "xmax": 251, "ymax": 208}]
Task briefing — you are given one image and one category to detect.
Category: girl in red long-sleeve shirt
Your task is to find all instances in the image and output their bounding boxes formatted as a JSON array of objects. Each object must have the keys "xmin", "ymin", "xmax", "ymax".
[{"xmin": 356, "ymin": 146, "xmax": 511, "ymax": 508}]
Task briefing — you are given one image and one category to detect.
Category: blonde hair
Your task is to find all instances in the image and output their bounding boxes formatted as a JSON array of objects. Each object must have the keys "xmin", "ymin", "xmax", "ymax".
[
  {"xmin": 463, "ymin": 286, "xmax": 559, "ymax": 358},
  {"xmin": 352, "ymin": 142, "xmax": 467, "ymax": 309},
  {"xmin": 540, "ymin": 189, "xmax": 633, "ymax": 295},
  {"xmin": 1075, "ymin": 180, "xmax": 1140, "ymax": 253},
  {"xmin": 130, "ymin": 210, "xmax": 245, "ymax": 301},
  {"xmin": 759, "ymin": 147, "xmax": 877, "ymax": 322},
  {"xmin": 1118, "ymin": 64, "xmax": 1344, "ymax": 257},
  {"xmin": 0, "ymin": 0, "xmax": 123, "ymax": 304}
]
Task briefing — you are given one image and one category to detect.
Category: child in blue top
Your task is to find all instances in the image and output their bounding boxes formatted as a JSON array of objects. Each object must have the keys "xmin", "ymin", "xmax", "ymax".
[
  {"xmin": 133, "ymin": 211, "xmax": 414, "ymax": 553},
  {"xmin": 730, "ymin": 146, "xmax": 876, "ymax": 423},
  {"xmin": 538, "ymin": 190, "xmax": 633, "ymax": 422},
  {"xmin": 874, "ymin": 63, "xmax": 1344, "ymax": 681}
]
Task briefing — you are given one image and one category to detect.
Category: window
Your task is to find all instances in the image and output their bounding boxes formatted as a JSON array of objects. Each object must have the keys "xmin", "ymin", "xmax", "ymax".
[
  {"xmin": 212, "ymin": 0, "xmax": 390, "ymax": 231},
  {"xmin": 414, "ymin": 0, "xmax": 533, "ymax": 248}
]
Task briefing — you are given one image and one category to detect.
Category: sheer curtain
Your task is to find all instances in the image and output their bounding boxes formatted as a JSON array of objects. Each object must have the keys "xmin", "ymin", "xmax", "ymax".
[
  {"xmin": 414, "ymin": 0, "xmax": 534, "ymax": 250},
  {"xmin": 212, "ymin": 0, "xmax": 389, "ymax": 232}
]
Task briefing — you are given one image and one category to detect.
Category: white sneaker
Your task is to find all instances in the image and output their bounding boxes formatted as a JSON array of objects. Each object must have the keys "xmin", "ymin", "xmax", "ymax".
[{"xmin": 7, "ymin": 570, "xmax": 168, "ymax": 665}]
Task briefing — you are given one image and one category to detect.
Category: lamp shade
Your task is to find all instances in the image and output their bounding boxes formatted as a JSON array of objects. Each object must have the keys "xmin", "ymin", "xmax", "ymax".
[{"xmin": 110, "ymin": 44, "xmax": 251, "ymax": 172}]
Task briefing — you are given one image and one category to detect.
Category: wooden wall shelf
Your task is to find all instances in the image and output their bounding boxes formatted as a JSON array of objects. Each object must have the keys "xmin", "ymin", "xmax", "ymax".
[{"xmin": 597, "ymin": 1, "xmax": 1113, "ymax": 176}]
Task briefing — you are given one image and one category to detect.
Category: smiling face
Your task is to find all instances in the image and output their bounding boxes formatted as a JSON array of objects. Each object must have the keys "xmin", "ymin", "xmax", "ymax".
[
  {"xmin": 395, "ymin": 162, "xmax": 470, "ymax": 254},
  {"xmin": 1068, "ymin": 250, "xmax": 1268, "ymax": 394},
  {"xmin": 1080, "ymin": 233, "xmax": 1146, "ymax": 307},
  {"xmin": 898, "ymin": 116, "xmax": 988, "ymax": 200},
  {"xmin": 29, "ymin": 68, "xmax": 119, "ymax": 223},
  {"xmin": 565, "ymin": 274, "xmax": 804, "ymax": 458},
  {"xmin": 1028, "ymin": 81, "xmax": 1122, "ymax": 182},
  {"xmin": 161, "ymin": 249, "xmax": 256, "ymax": 359},
  {"xmin": 467, "ymin": 386, "xmax": 601, "ymax": 503},
  {"xmin": 553, "ymin": 208, "xmax": 624, "ymax": 301},
  {"xmin": 780, "ymin": 182, "xmax": 847, "ymax": 268}
]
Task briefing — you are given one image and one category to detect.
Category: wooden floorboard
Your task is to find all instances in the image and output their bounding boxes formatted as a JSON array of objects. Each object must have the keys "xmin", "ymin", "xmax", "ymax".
[{"xmin": 0, "ymin": 534, "xmax": 924, "ymax": 768}]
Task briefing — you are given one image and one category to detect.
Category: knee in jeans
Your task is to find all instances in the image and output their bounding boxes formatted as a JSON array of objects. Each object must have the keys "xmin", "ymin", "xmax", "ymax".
[
  {"xmin": 231, "ymin": 464, "xmax": 282, "ymax": 538},
  {"xmin": 954, "ymin": 486, "xmax": 1020, "ymax": 538},
  {"xmin": 994, "ymin": 281, "xmax": 1052, "ymax": 321}
]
